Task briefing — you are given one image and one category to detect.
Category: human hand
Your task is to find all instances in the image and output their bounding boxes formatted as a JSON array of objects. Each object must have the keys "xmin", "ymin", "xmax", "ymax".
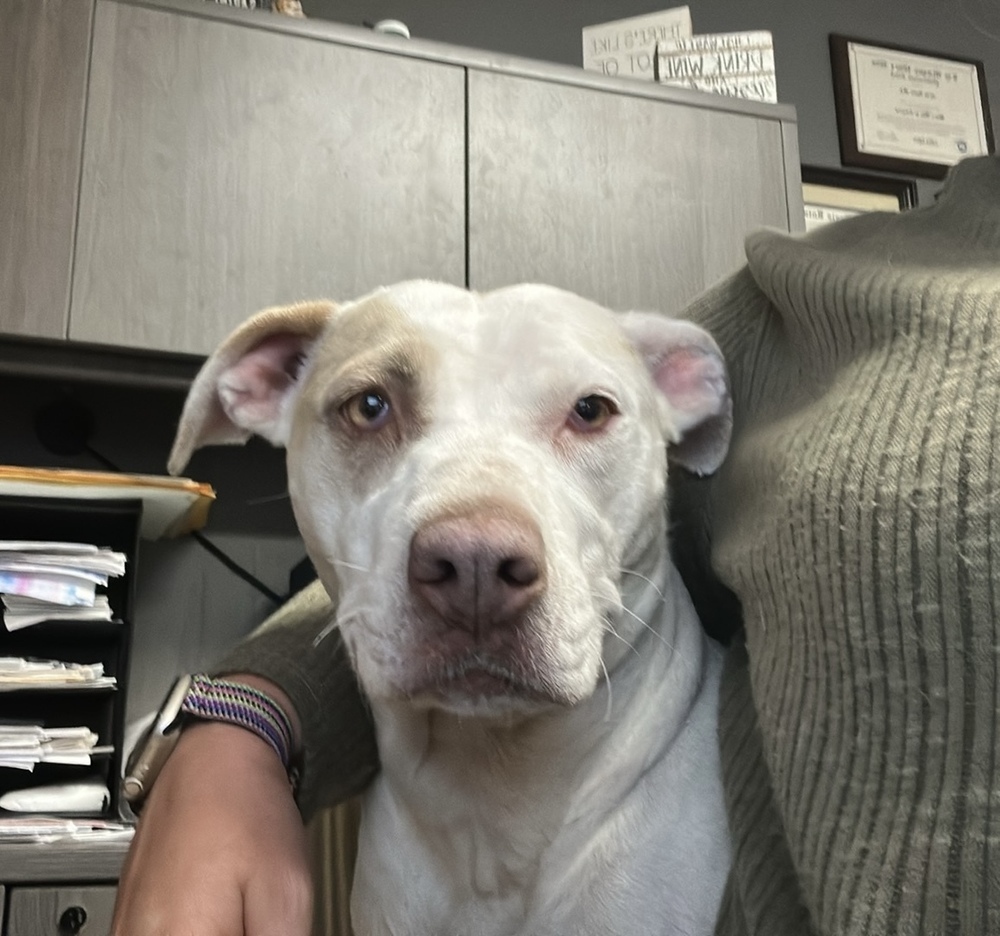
[{"xmin": 111, "ymin": 700, "xmax": 312, "ymax": 935}]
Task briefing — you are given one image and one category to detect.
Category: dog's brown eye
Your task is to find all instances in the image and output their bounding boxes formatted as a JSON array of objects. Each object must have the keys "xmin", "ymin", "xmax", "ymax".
[
  {"xmin": 569, "ymin": 394, "xmax": 618, "ymax": 432},
  {"xmin": 343, "ymin": 390, "xmax": 391, "ymax": 429}
]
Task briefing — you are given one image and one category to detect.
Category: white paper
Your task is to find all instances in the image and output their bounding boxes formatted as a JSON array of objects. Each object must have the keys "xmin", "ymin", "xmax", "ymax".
[
  {"xmin": 582, "ymin": 7, "xmax": 692, "ymax": 80},
  {"xmin": 0, "ymin": 542, "xmax": 125, "ymax": 574},
  {"xmin": 0, "ymin": 570, "xmax": 95, "ymax": 606},
  {"xmin": 0, "ymin": 562, "xmax": 108, "ymax": 586},
  {"xmin": 660, "ymin": 71, "xmax": 777, "ymax": 103},
  {"xmin": 3, "ymin": 595, "xmax": 113, "ymax": 631},
  {"xmin": 0, "ymin": 542, "xmax": 101, "ymax": 554},
  {"xmin": 0, "ymin": 658, "xmax": 116, "ymax": 690},
  {"xmin": 0, "ymin": 781, "xmax": 110, "ymax": 813},
  {"xmin": 0, "ymin": 721, "xmax": 108, "ymax": 769},
  {"xmin": 0, "ymin": 541, "xmax": 126, "ymax": 628},
  {"xmin": 656, "ymin": 32, "xmax": 777, "ymax": 102},
  {"xmin": 0, "ymin": 816, "xmax": 134, "ymax": 844}
]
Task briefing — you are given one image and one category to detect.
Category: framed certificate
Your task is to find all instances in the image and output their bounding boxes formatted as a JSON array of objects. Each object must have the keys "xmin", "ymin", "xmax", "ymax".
[
  {"xmin": 829, "ymin": 34, "xmax": 994, "ymax": 179},
  {"xmin": 800, "ymin": 165, "xmax": 917, "ymax": 232}
]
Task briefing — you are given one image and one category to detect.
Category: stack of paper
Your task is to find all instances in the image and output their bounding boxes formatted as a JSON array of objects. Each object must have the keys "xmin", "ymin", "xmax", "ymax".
[
  {"xmin": 0, "ymin": 722, "xmax": 112, "ymax": 771},
  {"xmin": 0, "ymin": 541, "xmax": 126, "ymax": 631},
  {"xmin": 2, "ymin": 595, "xmax": 113, "ymax": 631},
  {"xmin": 0, "ymin": 658, "xmax": 117, "ymax": 691}
]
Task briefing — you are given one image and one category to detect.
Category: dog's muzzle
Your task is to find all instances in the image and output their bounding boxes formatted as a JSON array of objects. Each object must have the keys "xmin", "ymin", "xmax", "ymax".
[{"xmin": 404, "ymin": 501, "xmax": 555, "ymax": 704}]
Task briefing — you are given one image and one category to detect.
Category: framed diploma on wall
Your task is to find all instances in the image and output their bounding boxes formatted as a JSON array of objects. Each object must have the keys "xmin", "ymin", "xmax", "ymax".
[
  {"xmin": 829, "ymin": 34, "xmax": 994, "ymax": 179},
  {"xmin": 800, "ymin": 165, "xmax": 918, "ymax": 232}
]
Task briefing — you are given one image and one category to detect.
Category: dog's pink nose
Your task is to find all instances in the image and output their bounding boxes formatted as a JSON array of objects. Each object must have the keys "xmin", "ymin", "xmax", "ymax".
[{"xmin": 408, "ymin": 505, "xmax": 546, "ymax": 634}]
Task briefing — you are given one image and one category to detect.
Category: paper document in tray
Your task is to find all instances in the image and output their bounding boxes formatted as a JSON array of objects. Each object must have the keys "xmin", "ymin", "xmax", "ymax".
[
  {"xmin": 0, "ymin": 657, "xmax": 117, "ymax": 690},
  {"xmin": 0, "ymin": 816, "xmax": 133, "ymax": 843},
  {"xmin": 0, "ymin": 723, "xmax": 109, "ymax": 771},
  {"xmin": 2, "ymin": 595, "xmax": 112, "ymax": 631},
  {"xmin": 0, "ymin": 540, "xmax": 126, "ymax": 630},
  {"xmin": 0, "ymin": 542, "xmax": 126, "ymax": 575}
]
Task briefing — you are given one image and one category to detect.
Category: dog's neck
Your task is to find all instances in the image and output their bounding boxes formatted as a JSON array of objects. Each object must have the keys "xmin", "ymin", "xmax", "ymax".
[{"xmin": 368, "ymin": 548, "xmax": 711, "ymax": 892}]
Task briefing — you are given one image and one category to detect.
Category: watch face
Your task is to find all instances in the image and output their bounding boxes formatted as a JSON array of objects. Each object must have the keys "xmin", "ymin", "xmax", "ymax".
[
  {"xmin": 122, "ymin": 675, "xmax": 192, "ymax": 806},
  {"xmin": 123, "ymin": 729, "xmax": 177, "ymax": 803}
]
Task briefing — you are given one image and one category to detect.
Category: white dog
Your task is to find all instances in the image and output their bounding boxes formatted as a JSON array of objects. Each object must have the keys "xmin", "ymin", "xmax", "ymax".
[{"xmin": 168, "ymin": 281, "xmax": 732, "ymax": 936}]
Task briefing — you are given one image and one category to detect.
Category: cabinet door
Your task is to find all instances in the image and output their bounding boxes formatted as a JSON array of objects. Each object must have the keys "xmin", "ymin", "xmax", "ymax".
[
  {"xmin": 7, "ymin": 886, "xmax": 116, "ymax": 936},
  {"xmin": 0, "ymin": 0, "xmax": 92, "ymax": 340},
  {"xmin": 71, "ymin": 1, "xmax": 465, "ymax": 355},
  {"xmin": 468, "ymin": 71, "xmax": 793, "ymax": 316}
]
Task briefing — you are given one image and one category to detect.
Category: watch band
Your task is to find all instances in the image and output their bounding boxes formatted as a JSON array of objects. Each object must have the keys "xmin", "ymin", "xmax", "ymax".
[
  {"xmin": 122, "ymin": 673, "xmax": 300, "ymax": 809},
  {"xmin": 180, "ymin": 673, "xmax": 295, "ymax": 772}
]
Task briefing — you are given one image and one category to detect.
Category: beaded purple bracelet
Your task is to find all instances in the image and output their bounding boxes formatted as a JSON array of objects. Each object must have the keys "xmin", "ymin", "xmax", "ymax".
[{"xmin": 181, "ymin": 673, "xmax": 295, "ymax": 772}]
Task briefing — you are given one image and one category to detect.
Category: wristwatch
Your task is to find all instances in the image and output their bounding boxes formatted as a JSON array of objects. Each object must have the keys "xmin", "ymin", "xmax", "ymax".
[{"xmin": 122, "ymin": 673, "xmax": 298, "ymax": 810}]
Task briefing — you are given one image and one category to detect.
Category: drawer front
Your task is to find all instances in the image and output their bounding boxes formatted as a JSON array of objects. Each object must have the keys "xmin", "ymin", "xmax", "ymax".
[{"xmin": 6, "ymin": 886, "xmax": 116, "ymax": 936}]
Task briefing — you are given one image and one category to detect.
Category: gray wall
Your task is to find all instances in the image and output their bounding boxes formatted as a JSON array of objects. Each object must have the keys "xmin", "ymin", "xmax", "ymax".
[{"xmin": 302, "ymin": 0, "xmax": 1000, "ymax": 204}]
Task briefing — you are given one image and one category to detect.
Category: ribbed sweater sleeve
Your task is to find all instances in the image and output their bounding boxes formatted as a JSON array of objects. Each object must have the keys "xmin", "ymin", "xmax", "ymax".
[
  {"xmin": 213, "ymin": 580, "xmax": 378, "ymax": 818},
  {"xmin": 682, "ymin": 154, "xmax": 1000, "ymax": 936}
]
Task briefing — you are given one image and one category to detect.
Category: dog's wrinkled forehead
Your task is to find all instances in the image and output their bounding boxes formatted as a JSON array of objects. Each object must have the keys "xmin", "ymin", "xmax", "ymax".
[
  {"xmin": 302, "ymin": 281, "xmax": 642, "ymax": 404},
  {"xmin": 304, "ymin": 290, "xmax": 438, "ymax": 383},
  {"xmin": 166, "ymin": 280, "xmax": 730, "ymax": 486}
]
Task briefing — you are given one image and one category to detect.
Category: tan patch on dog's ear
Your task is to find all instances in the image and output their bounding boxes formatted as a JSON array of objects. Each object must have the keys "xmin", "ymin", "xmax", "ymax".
[{"xmin": 168, "ymin": 300, "xmax": 336, "ymax": 475}]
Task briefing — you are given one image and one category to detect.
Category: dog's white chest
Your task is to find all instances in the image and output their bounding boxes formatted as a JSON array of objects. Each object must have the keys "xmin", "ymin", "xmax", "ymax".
[{"xmin": 350, "ymin": 624, "xmax": 729, "ymax": 936}]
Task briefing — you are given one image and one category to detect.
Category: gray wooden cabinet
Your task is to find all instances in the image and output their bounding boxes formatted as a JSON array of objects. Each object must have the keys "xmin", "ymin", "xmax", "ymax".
[
  {"xmin": 1, "ymin": 0, "xmax": 802, "ymax": 355},
  {"xmin": 0, "ymin": 0, "xmax": 92, "ymax": 340},
  {"xmin": 468, "ymin": 70, "xmax": 794, "ymax": 315},
  {"xmin": 69, "ymin": 0, "xmax": 466, "ymax": 354}
]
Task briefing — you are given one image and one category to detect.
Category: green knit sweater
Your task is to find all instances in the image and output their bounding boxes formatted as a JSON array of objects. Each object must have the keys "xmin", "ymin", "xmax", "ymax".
[{"xmin": 219, "ymin": 155, "xmax": 1000, "ymax": 936}]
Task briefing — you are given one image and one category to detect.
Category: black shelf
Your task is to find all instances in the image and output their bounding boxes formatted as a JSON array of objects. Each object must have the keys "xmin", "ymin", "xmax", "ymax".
[{"xmin": 0, "ymin": 495, "xmax": 141, "ymax": 820}]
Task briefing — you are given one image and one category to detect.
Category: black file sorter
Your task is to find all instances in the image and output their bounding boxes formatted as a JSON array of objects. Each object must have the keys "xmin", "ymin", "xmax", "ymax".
[{"xmin": 0, "ymin": 494, "xmax": 140, "ymax": 820}]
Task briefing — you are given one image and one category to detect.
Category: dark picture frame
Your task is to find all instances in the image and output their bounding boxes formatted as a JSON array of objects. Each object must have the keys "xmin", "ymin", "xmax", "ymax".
[
  {"xmin": 801, "ymin": 165, "xmax": 918, "ymax": 231},
  {"xmin": 829, "ymin": 34, "xmax": 994, "ymax": 180}
]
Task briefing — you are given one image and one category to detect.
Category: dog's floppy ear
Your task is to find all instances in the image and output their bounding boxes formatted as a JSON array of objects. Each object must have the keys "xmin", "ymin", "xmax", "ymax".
[
  {"xmin": 620, "ymin": 312, "xmax": 732, "ymax": 476},
  {"xmin": 167, "ymin": 300, "xmax": 337, "ymax": 476}
]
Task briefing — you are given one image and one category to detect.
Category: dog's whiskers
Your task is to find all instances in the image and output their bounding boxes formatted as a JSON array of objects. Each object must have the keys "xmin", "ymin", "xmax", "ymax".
[
  {"xmin": 313, "ymin": 608, "xmax": 366, "ymax": 647},
  {"xmin": 601, "ymin": 614, "xmax": 639, "ymax": 657},
  {"xmin": 329, "ymin": 558, "xmax": 370, "ymax": 573},
  {"xmin": 243, "ymin": 490, "xmax": 291, "ymax": 506},
  {"xmin": 313, "ymin": 616, "xmax": 340, "ymax": 647},
  {"xmin": 598, "ymin": 654, "xmax": 613, "ymax": 721},
  {"xmin": 616, "ymin": 603, "xmax": 679, "ymax": 656},
  {"xmin": 618, "ymin": 567, "xmax": 665, "ymax": 599}
]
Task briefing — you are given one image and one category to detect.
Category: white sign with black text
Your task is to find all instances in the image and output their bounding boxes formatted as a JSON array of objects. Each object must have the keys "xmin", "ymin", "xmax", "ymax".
[{"xmin": 582, "ymin": 7, "xmax": 693, "ymax": 80}]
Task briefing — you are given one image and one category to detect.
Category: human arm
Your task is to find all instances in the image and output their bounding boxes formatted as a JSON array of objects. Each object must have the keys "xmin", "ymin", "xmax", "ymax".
[
  {"xmin": 111, "ymin": 684, "xmax": 312, "ymax": 936},
  {"xmin": 112, "ymin": 581, "xmax": 379, "ymax": 935}
]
